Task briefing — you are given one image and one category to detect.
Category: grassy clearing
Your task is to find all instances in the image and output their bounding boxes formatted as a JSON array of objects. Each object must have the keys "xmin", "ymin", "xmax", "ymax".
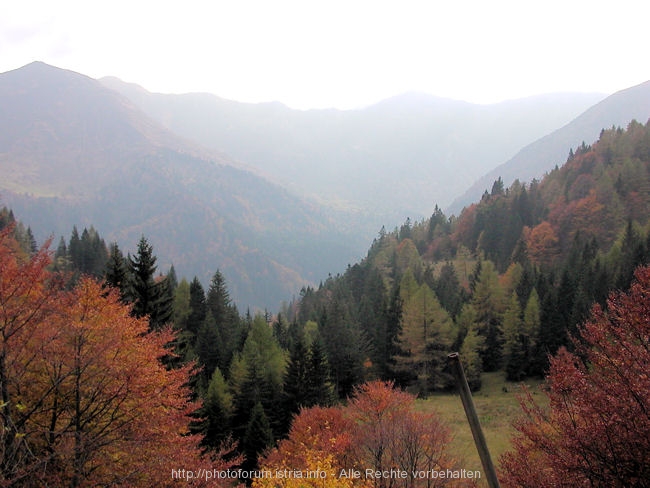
[{"xmin": 417, "ymin": 372, "xmax": 548, "ymax": 481}]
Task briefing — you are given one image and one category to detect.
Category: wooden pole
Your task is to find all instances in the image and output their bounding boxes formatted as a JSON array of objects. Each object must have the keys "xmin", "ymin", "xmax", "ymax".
[{"xmin": 447, "ymin": 352, "xmax": 501, "ymax": 488}]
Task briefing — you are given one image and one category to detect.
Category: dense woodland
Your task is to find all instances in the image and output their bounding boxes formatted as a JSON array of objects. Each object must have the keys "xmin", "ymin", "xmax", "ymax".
[{"xmin": 1, "ymin": 120, "xmax": 649, "ymax": 486}]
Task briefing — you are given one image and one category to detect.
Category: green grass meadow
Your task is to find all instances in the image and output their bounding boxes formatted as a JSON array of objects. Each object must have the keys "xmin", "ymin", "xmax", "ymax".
[{"xmin": 417, "ymin": 372, "xmax": 548, "ymax": 482}]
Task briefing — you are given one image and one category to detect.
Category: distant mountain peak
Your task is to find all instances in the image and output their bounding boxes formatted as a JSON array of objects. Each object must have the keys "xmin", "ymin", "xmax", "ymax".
[
  {"xmin": 448, "ymin": 79, "xmax": 650, "ymax": 214},
  {"xmin": 0, "ymin": 61, "xmax": 364, "ymax": 310}
]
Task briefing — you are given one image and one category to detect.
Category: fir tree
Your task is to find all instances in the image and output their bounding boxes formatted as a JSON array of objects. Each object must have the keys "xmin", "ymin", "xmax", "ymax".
[
  {"xmin": 127, "ymin": 236, "xmax": 172, "ymax": 329},
  {"xmin": 104, "ymin": 242, "xmax": 128, "ymax": 299},
  {"xmin": 281, "ymin": 334, "xmax": 310, "ymax": 431},
  {"xmin": 207, "ymin": 271, "xmax": 242, "ymax": 372},
  {"xmin": 305, "ymin": 336, "xmax": 335, "ymax": 407},
  {"xmin": 187, "ymin": 277, "xmax": 207, "ymax": 336},
  {"xmin": 193, "ymin": 368, "xmax": 233, "ymax": 453},
  {"xmin": 195, "ymin": 314, "xmax": 222, "ymax": 386},
  {"xmin": 25, "ymin": 227, "xmax": 37, "ymax": 254},
  {"xmin": 242, "ymin": 402, "xmax": 273, "ymax": 471}
]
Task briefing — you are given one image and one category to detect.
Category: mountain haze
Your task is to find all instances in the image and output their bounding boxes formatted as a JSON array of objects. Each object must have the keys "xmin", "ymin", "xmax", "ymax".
[
  {"xmin": 100, "ymin": 77, "xmax": 604, "ymax": 225},
  {"xmin": 0, "ymin": 62, "xmax": 363, "ymax": 309},
  {"xmin": 449, "ymin": 80, "xmax": 650, "ymax": 214}
]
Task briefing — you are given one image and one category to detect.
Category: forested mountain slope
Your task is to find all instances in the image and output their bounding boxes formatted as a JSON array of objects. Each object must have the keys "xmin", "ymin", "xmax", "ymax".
[
  {"xmin": 4, "ymin": 121, "xmax": 648, "ymax": 479},
  {"xmin": 285, "ymin": 120, "xmax": 650, "ymax": 396},
  {"xmin": 101, "ymin": 76, "xmax": 603, "ymax": 227},
  {"xmin": 450, "ymin": 80, "xmax": 650, "ymax": 213},
  {"xmin": 0, "ymin": 62, "xmax": 363, "ymax": 309}
]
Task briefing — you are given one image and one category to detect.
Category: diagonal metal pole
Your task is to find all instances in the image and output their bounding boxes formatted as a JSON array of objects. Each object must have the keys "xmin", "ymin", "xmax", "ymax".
[{"xmin": 447, "ymin": 352, "xmax": 501, "ymax": 488}]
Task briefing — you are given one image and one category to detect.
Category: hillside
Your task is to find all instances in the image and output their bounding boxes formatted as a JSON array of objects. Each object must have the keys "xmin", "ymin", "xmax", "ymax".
[
  {"xmin": 0, "ymin": 62, "xmax": 363, "ymax": 309},
  {"xmin": 284, "ymin": 120, "xmax": 650, "ymax": 397},
  {"xmin": 100, "ymin": 77, "xmax": 603, "ymax": 226},
  {"xmin": 449, "ymin": 80, "xmax": 650, "ymax": 213}
]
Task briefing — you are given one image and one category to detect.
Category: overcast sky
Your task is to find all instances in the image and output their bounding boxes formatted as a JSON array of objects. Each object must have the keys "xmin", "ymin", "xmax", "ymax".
[{"xmin": 2, "ymin": 0, "xmax": 649, "ymax": 110}]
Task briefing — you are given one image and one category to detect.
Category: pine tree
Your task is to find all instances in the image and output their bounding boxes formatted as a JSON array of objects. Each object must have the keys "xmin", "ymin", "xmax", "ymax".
[
  {"xmin": 104, "ymin": 242, "xmax": 128, "ymax": 299},
  {"xmin": 503, "ymin": 292, "xmax": 526, "ymax": 381},
  {"xmin": 207, "ymin": 271, "xmax": 242, "ymax": 372},
  {"xmin": 152, "ymin": 274, "xmax": 174, "ymax": 329},
  {"xmin": 281, "ymin": 334, "xmax": 310, "ymax": 431},
  {"xmin": 195, "ymin": 313, "xmax": 222, "ymax": 386},
  {"xmin": 242, "ymin": 402, "xmax": 273, "ymax": 471},
  {"xmin": 25, "ymin": 227, "xmax": 37, "ymax": 254},
  {"xmin": 127, "ymin": 236, "xmax": 172, "ymax": 329},
  {"xmin": 53, "ymin": 236, "xmax": 69, "ymax": 273},
  {"xmin": 231, "ymin": 315, "xmax": 285, "ymax": 441},
  {"xmin": 305, "ymin": 336, "xmax": 335, "ymax": 407},
  {"xmin": 434, "ymin": 261, "xmax": 463, "ymax": 318},
  {"xmin": 167, "ymin": 265, "xmax": 178, "ymax": 291},
  {"xmin": 172, "ymin": 278, "xmax": 190, "ymax": 329},
  {"xmin": 383, "ymin": 283, "xmax": 403, "ymax": 381},
  {"xmin": 193, "ymin": 368, "xmax": 233, "ymax": 452},
  {"xmin": 532, "ymin": 279, "xmax": 565, "ymax": 376},
  {"xmin": 186, "ymin": 277, "xmax": 207, "ymax": 336},
  {"xmin": 68, "ymin": 226, "xmax": 81, "ymax": 271}
]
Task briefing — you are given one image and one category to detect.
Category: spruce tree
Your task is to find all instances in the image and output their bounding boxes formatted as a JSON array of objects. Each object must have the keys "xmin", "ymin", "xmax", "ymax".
[
  {"xmin": 195, "ymin": 314, "xmax": 222, "ymax": 385},
  {"xmin": 186, "ymin": 277, "xmax": 207, "ymax": 336},
  {"xmin": 193, "ymin": 368, "xmax": 233, "ymax": 452},
  {"xmin": 306, "ymin": 336, "xmax": 335, "ymax": 407},
  {"xmin": 68, "ymin": 226, "xmax": 81, "ymax": 271},
  {"xmin": 207, "ymin": 271, "xmax": 242, "ymax": 372},
  {"xmin": 281, "ymin": 335, "xmax": 310, "ymax": 431},
  {"xmin": 242, "ymin": 402, "xmax": 273, "ymax": 471},
  {"xmin": 127, "ymin": 236, "xmax": 172, "ymax": 329},
  {"xmin": 434, "ymin": 261, "xmax": 463, "ymax": 318},
  {"xmin": 104, "ymin": 242, "xmax": 128, "ymax": 299},
  {"xmin": 383, "ymin": 283, "xmax": 403, "ymax": 381},
  {"xmin": 25, "ymin": 227, "xmax": 37, "ymax": 254}
]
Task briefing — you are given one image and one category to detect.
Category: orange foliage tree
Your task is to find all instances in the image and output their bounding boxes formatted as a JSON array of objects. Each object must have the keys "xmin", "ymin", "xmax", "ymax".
[
  {"xmin": 522, "ymin": 221, "xmax": 560, "ymax": 268},
  {"xmin": 0, "ymin": 227, "xmax": 236, "ymax": 487},
  {"xmin": 500, "ymin": 265, "xmax": 650, "ymax": 487},
  {"xmin": 254, "ymin": 406, "xmax": 358, "ymax": 488},
  {"xmin": 255, "ymin": 381, "xmax": 467, "ymax": 488}
]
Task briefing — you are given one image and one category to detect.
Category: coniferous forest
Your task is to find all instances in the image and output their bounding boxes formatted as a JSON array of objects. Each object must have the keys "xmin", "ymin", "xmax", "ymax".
[{"xmin": 1, "ymin": 120, "xmax": 650, "ymax": 486}]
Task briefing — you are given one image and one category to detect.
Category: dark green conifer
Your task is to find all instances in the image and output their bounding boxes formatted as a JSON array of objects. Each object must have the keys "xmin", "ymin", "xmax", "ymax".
[
  {"xmin": 306, "ymin": 335, "xmax": 336, "ymax": 407},
  {"xmin": 187, "ymin": 277, "xmax": 207, "ymax": 336},
  {"xmin": 281, "ymin": 334, "xmax": 310, "ymax": 432},
  {"xmin": 242, "ymin": 402, "xmax": 273, "ymax": 471},
  {"xmin": 192, "ymin": 368, "xmax": 233, "ymax": 453},
  {"xmin": 105, "ymin": 242, "xmax": 128, "ymax": 299},
  {"xmin": 127, "ymin": 236, "xmax": 172, "ymax": 329},
  {"xmin": 195, "ymin": 314, "xmax": 222, "ymax": 385}
]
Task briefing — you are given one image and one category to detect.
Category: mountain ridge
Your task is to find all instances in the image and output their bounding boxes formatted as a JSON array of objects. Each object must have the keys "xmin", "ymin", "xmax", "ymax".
[
  {"xmin": 0, "ymin": 62, "xmax": 364, "ymax": 309},
  {"xmin": 448, "ymin": 80, "xmax": 650, "ymax": 214},
  {"xmin": 100, "ymin": 75, "xmax": 605, "ymax": 226}
]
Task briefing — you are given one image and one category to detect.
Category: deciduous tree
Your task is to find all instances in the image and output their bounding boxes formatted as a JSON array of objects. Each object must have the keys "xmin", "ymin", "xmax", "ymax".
[
  {"xmin": 500, "ymin": 265, "xmax": 650, "ymax": 487},
  {"xmin": 0, "ymin": 229, "xmax": 237, "ymax": 486},
  {"xmin": 257, "ymin": 381, "xmax": 462, "ymax": 488}
]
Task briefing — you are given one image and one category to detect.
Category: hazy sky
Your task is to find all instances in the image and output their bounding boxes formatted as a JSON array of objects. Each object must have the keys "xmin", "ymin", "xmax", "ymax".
[{"xmin": 2, "ymin": 0, "xmax": 649, "ymax": 110}]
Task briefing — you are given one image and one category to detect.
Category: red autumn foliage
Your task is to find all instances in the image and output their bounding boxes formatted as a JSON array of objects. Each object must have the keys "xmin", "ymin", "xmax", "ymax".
[
  {"xmin": 258, "ymin": 381, "xmax": 471, "ymax": 488},
  {"xmin": 500, "ymin": 265, "xmax": 650, "ymax": 487},
  {"xmin": 0, "ymin": 227, "xmax": 237, "ymax": 487}
]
